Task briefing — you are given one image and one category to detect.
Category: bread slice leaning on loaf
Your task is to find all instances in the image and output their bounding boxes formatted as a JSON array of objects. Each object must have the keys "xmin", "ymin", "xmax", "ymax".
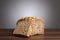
[{"xmin": 13, "ymin": 16, "xmax": 44, "ymax": 37}]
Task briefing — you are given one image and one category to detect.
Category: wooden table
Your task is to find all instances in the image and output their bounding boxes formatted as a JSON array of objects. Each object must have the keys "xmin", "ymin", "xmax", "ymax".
[{"xmin": 0, "ymin": 29, "xmax": 60, "ymax": 40}]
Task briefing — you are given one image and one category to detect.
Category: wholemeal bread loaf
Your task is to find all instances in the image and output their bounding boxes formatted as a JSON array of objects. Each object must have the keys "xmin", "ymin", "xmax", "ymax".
[{"xmin": 13, "ymin": 16, "xmax": 44, "ymax": 37}]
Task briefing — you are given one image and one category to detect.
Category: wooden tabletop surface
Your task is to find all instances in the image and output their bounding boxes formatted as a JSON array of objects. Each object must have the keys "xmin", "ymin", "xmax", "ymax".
[{"xmin": 0, "ymin": 29, "xmax": 60, "ymax": 40}]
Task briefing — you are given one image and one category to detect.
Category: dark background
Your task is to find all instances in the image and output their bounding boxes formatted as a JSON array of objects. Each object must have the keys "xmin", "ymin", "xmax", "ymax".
[{"xmin": 0, "ymin": 0, "xmax": 60, "ymax": 29}]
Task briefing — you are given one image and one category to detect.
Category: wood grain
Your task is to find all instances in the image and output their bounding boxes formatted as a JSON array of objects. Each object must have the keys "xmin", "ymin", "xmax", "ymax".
[{"xmin": 0, "ymin": 29, "xmax": 60, "ymax": 40}]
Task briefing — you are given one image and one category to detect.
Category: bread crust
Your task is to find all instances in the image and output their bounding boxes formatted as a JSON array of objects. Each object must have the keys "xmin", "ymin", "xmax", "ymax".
[{"xmin": 16, "ymin": 17, "xmax": 44, "ymax": 24}]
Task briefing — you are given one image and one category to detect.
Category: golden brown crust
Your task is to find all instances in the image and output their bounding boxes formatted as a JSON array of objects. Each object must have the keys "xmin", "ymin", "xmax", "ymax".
[{"xmin": 16, "ymin": 16, "xmax": 44, "ymax": 24}]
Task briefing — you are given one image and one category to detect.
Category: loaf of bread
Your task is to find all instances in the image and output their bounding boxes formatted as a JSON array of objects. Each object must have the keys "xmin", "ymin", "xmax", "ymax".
[{"xmin": 13, "ymin": 16, "xmax": 44, "ymax": 37}]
